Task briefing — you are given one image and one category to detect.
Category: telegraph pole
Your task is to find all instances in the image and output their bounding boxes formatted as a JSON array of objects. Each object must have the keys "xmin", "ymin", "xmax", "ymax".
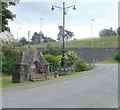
[{"xmin": 28, "ymin": 30, "xmax": 30, "ymax": 48}]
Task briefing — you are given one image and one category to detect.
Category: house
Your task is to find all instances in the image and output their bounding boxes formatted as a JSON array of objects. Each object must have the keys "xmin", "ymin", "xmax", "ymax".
[{"xmin": 0, "ymin": 31, "xmax": 15, "ymax": 41}]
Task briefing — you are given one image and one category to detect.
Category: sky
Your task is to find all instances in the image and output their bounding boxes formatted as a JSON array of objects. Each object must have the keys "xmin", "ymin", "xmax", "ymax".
[{"xmin": 8, "ymin": 0, "xmax": 118, "ymax": 41}]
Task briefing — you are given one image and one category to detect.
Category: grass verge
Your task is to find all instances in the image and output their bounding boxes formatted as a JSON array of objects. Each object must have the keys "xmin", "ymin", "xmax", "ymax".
[
  {"xmin": 98, "ymin": 56, "xmax": 120, "ymax": 63},
  {"xmin": 1, "ymin": 71, "xmax": 88, "ymax": 88}
]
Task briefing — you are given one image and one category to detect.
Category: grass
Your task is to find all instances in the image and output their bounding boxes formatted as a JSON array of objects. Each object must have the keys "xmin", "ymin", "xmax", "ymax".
[
  {"xmin": 29, "ymin": 36, "xmax": 119, "ymax": 48},
  {"xmin": 57, "ymin": 71, "xmax": 88, "ymax": 78},
  {"xmin": 1, "ymin": 75, "xmax": 46, "ymax": 88},
  {"xmin": 98, "ymin": 56, "xmax": 120, "ymax": 63},
  {"xmin": 1, "ymin": 71, "xmax": 88, "ymax": 88}
]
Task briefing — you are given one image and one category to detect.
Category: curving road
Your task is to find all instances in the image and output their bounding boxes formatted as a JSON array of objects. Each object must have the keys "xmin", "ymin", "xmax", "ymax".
[{"xmin": 2, "ymin": 64, "xmax": 118, "ymax": 108}]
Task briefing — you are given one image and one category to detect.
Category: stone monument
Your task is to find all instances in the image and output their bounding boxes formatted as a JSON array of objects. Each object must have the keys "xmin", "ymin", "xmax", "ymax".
[{"xmin": 12, "ymin": 48, "xmax": 50, "ymax": 83}]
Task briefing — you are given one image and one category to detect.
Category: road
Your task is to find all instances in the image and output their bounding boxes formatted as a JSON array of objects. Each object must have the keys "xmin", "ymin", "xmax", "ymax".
[{"xmin": 2, "ymin": 64, "xmax": 118, "ymax": 108}]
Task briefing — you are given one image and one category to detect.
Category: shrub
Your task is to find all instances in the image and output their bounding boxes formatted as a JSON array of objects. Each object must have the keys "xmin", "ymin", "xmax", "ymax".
[
  {"xmin": 2, "ymin": 41, "xmax": 21, "ymax": 75},
  {"xmin": 42, "ymin": 44, "xmax": 69, "ymax": 56},
  {"xmin": 44, "ymin": 54, "xmax": 61, "ymax": 72},
  {"xmin": 2, "ymin": 55, "xmax": 15, "ymax": 75},
  {"xmin": 114, "ymin": 51, "xmax": 120, "ymax": 61},
  {"xmin": 65, "ymin": 51, "xmax": 78, "ymax": 66},
  {"xmin": 74, "ymin": 60, "xmax": 90, "ymax": 72}
]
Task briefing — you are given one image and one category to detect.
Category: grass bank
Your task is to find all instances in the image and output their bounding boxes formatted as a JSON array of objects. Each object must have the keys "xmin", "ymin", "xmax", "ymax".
[
  {"xmin": 98, "ymin": 56, "xmax": 120, "ymax": 63},
  {"xmin": 29, "ymin": 36, "xmax": 119, "ymax": 48}
]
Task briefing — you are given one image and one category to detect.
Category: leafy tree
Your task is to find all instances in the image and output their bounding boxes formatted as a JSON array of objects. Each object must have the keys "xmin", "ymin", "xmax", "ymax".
[
  {"xmin": 39, "ymin": 31, "xmax": 45, "ymax": 42},
  {"xmin": 1, "ymin": 1, "xmax": 19, "ymax": 32},
  {"xmin": 19, "ymin": 37, "xmax": 28, "ymax": 45},
  {"xmin": 42, "ymin": 44, "xmax": 69, "ymax": 56},
  {"xmin": 57, "ymin": 25, "xmax": 74, "ymax": 41},
  {"xmin": 99, "ymin": 27, "xmax": 117, "ymax": 37},
  {"xmin": 117, "ymin": 27, "xmax": 120, "ymax": 36},
  {"xmin": 31, "ymin": 32, "xmax": 40, "ymax": 44},
  {"xmin": 2, "ymin": 41, "xmax": 21, "ymax": 75},
  {"xmin": 31, "ymin": 32, "xmax": 45, "ymax": 44},
  {"xmin": 43, "ymin": 36, "xmax": 56, "ymax": 43}
]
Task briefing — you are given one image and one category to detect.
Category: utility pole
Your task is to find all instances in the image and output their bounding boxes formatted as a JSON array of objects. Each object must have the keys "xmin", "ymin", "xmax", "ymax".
[
  {"xmin": 28, "ymin": 30, "xmax": 30, "ymax": 48},
  {"xmin": 40, "ymin": 18, "xmax": 43, "ymax": 43},
  {"xmin": 17, "ymin": 28, "xmax": 21, "ymax": 41}
]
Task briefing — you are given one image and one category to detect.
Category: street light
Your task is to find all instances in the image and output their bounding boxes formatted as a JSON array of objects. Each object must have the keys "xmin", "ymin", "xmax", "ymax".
[
  {"xmin": 51, "ymin": 2, "xmax": 76, "ymax": 67},
  {"xmin": 28, "ymin": 30, "xmax": 30, "ymax": 48},
  {"xmin": 17, "ymin": 28, "xmax": 21, "ymax": 41},
  {"xmin": 91, "ymin": 19, "xmax": 94, "ymax": 47},
  {"xmin": 40, "ymin": 18, "xmax": 43, "ymax": 43}
]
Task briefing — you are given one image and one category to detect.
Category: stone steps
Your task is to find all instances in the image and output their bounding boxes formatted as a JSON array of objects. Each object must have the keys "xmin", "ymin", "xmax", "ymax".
[{"xmin": 31, "ymin": 78, "xmax": 45, "ymax": 82}]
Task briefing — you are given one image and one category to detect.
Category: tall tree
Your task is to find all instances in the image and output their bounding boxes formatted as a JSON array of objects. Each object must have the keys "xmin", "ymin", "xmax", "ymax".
[
  {"xmin": 57, "ymin": 25, "xmax": 74, "ymax": 41},
  {"xmin": 1, "ymin": 1, "xmax": 19, "ymax": 32},
  {"xmin": 31, "ymin": 32, "xmax": 40, "ymax": 44},
  {"xmin": 31, "ymin": 31, "xmax": 46, "ymax": 44},
  {"xmin": 19, "ymin": 37, "xmax": 28, "ymax": 45},
  {"xmin": 99, "ymin": 27, "xmax": 117, "ymax": 37},
  {"xmin": 39, "ymin": 31, "xmax": 45, "ymax": 43},
  {"xmin": 117, "ymin": 27, "xmax": 120, "ymax": 36}
]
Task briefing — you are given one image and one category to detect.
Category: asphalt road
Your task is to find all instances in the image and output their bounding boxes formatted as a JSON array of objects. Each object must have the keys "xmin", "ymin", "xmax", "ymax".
[{"xmin": 2, "ymin": 64, "xmax": 118, "ymax": 108}]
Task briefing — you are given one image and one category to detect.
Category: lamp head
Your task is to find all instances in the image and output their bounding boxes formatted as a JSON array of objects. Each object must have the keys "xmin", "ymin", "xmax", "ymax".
[
  {"xmin": 73, "ymin": 6, "xmax": 76, "ymax": 10},
  {"xmin": 51, "ymin": 6, "xmax": 55, "ymax": 11}
]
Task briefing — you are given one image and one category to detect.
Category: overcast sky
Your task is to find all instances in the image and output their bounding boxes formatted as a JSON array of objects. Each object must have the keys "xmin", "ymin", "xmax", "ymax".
[{"xmin": 8, "ymin": 0, "xmax": 118, "ymax": 41}]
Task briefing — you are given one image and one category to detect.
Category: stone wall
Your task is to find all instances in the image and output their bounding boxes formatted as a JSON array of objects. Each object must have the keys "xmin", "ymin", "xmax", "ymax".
[
  {"xmin": 68, "ymin": 47, "xmax": 119, "ymax": 63},
  {"xmin": 38, "ymin": 47, "xmax": 119, "ymax": 63}
]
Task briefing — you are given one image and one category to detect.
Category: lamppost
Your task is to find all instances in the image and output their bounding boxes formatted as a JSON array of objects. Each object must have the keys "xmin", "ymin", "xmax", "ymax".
[
  {"xmin": 51, "ymin": 2, "xmax": 76, "ymax": 67},
  {"xmin": 91, "ymin": 19, "xmax": 94, "ymax": 47},
  {"xmin": 40, "ymin": 18, "xmax": 43, "ymax": 43},
  {"xmin": 17, "ymin": 28, "xmax": 21, "ymax": 41}
]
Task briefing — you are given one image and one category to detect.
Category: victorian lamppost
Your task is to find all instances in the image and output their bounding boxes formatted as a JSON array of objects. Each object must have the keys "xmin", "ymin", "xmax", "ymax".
[{"xmin": 51, "ymin": 2, "xmax": 76, "ymax": 67}]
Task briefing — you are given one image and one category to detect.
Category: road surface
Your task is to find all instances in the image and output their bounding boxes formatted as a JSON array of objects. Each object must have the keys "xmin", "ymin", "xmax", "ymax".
[{"xmin": 2, "ymin": 64, "xmax": 118, "ymax": 108}]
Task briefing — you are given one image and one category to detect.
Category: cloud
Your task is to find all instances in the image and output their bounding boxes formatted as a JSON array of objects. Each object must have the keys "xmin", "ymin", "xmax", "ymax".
[
  {"xmin": 8, "ymin": 1, "xmax": 118, "ymax": 41},
  {"xmin": 20, "ymin": 0, "xmax": 119, "ymax": 3}
]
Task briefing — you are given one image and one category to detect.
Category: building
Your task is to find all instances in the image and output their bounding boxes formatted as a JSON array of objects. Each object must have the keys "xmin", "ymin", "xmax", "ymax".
[{"xmin": 0, "ymin": 31, "xmax": 15, "ymax": 41}]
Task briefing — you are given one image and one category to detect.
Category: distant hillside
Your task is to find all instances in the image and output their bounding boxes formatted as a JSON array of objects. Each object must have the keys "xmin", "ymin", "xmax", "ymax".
[{"xmin": 31, "ymin": 36, "xmax": 119, "ymax": 47}]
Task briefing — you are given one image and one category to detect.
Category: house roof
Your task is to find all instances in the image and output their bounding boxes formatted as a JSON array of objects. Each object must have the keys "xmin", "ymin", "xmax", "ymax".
[{"xmin": 0, "ymin": 31, "xmax": 15, "ymax": 41}]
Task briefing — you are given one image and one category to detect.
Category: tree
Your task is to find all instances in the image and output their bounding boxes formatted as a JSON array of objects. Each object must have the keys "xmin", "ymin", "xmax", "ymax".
[
  {"xmin": 39, "ymin": 31, "xmax": 45, "ymax": 43},
  {"xmin": 19, "ymin": 37, "xmax": 28, "ymax": 45},
  {"xmin": 31, "ymin": 32, "xmax": 40, "ymax": 44},
  {"xmin": 31, "ymin": 32, "xmax": 45, "ymax": 44},
  {"xmin": 1, "ymin": 1, "xmax": 19, "ymax": 32},
  {"xmin": 117, "ymin": 27, "xmax": 120, "ymax": 36},
  {"xmin": 99, "ymin": 27, "xmax": 117, "ymax": 37},
  {"xmin": 57, "ymin": 25, "xmax": 74, "ymax": 41}
]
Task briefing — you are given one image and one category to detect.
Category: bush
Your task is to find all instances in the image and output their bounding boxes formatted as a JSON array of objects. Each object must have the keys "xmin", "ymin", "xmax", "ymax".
[
  {"xmin": 65, "ymin": 51, "xmax": 78, "ymax": 66},
  {"xmin": 2, "ymin": 55, "xmax": 15, "ymax": 75},
  {"xmin": 114, "ymin": 51, "xmax": 120, "ymax": 61},
  {"xmin": 42, "ymin": 44, "xmax": 69, "ymax": 56},
  {"xmin": 2, "ymin": 41, "xmax": 21, "ymax": 75},
  {"xmin": 74, "ymin": 60, "xmax": 90, "ymax": 72},
  {"xmin": 44, "ymin": 54, "xmax": 61, "ymax": 72}
]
